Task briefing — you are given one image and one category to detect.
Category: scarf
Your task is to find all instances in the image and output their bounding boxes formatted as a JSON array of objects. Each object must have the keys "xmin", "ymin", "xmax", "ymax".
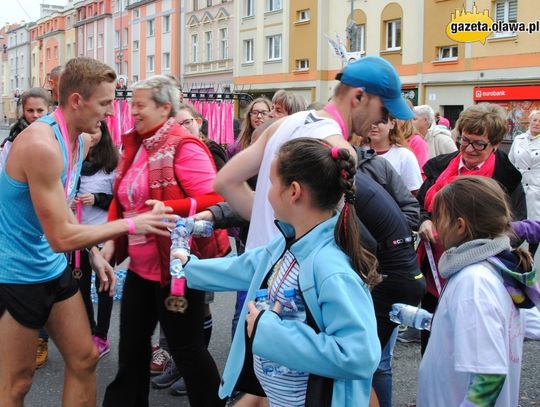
[
  {"xmin": 424, "ymin": 151, "xmax": 496, "ymax": 212},
  {"xmin": 439, "ymin": 236, "xmax": 540, "ymax": 309}
]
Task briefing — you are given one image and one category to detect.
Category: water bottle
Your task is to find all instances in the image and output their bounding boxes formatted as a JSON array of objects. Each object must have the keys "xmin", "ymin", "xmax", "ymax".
[
  {"xmin": 192, "ymin": 220, "xmax": 214, "ymax": 237},
  {"xmin": 255, "ymin": 289, "xmax": 269, "ymax": 311},
  {"xmin": 389, "ymin": 303, "xmax": 432, "ymax": 331},
  {"xmin": 282, "ymin": 287, "xmax": 306, "ymax": 322}
]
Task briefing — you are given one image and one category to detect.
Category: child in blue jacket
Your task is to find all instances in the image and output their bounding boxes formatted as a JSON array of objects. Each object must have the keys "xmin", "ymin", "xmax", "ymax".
[{"xmin": 178, "ymin": 137, "xmax": 381, "ymax": 406}]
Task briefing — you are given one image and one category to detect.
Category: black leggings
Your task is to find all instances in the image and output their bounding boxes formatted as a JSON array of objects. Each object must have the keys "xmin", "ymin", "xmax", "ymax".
[
  {"xmin": 73, "ymin": 250, "xmax": 113, "ymax": 339},
  {"xmin": 371, "ymin": 271, "xmax": 426, "ymax": 349},
  {"xmin": 102, "ymin": 271, "xmax": 224, "ymax": 407}
]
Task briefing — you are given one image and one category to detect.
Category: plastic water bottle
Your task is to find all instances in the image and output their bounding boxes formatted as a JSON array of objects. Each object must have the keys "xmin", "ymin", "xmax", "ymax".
[
  {"xmin": 389, "ymin": 303, "xmax": 432, "ymax": 331},
  {"xmin": 255, "ymin": 289, "xmax": 269, "ymax": 311},
  {"xmin": 282, "ymin": 288, "xmax": 306, "ymax": 322},
  {"xmin": 192, "ymin": 220, "xmax": 214, "ymax": 237}
]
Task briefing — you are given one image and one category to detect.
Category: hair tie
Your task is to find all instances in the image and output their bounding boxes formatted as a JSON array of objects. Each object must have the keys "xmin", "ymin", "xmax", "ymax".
[{"xmin": 330, "ymin": 147, "xmax": 340, "ymax": 159}]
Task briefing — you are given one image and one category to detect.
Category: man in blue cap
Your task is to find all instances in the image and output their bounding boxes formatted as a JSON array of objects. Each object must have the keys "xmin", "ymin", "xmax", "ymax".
[{"xmin": 194, "ymin": 56, "xmax": 413, "ymax": 406}]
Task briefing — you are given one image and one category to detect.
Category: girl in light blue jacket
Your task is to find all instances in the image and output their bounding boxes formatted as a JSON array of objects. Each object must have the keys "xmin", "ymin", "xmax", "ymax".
[{"xmin": 179, "ymin": 137, "xmax": 381, "ymax": 406}]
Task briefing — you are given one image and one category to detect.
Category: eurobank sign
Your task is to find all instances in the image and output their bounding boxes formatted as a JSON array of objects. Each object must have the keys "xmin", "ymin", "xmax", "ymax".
[{"xmin": 473, "ymin": 85, "xmax": 540, "ymax": 101}]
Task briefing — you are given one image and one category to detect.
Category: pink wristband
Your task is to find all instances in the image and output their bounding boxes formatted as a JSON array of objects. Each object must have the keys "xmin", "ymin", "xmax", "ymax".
[{"xmin": 125, "ymin": 218, "xmax": 136, "ymax": 235}]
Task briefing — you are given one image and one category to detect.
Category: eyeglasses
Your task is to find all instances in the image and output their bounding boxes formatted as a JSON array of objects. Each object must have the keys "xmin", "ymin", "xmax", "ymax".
[
  {"xmin": 460, "ymin": 135, "xmax": 490, "ymax": 151},
  {"xmin": 179, "ymin": 118, "xmax": 194, "ymax": 127},
  {"xmin": 249, "ymin": 110, "xmax": 270, "ymax": 118}
]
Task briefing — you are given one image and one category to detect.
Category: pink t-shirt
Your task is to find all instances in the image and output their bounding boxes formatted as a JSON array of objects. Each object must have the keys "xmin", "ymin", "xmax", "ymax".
[
  {"xmin": 117, "ymin": 142, "xmax": 216, "ymax": 281},
  {"xmin": 408, "ymin": 134, "xmax": 429, "ymax": 176}
]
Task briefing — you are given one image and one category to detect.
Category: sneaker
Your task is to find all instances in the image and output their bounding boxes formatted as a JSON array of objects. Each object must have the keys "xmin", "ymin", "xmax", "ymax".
[
  {"xmin": 36, "ymin": 338, "xmax": 49, "ymax": 369},
  {"xmin": 397, "ymin": 327, "xmax": 421, "ymax": 343},
  {"xmin": 151, "ymin": 359, "xmax": 181, "ymax": 389},
  {"xmin": 150, "ymin": 345, "xmax": 171, "ymax": 375},
  {"xmin": 92, "ymin": 335, "xmax": 111, "ymax": 359},
  {"xmin": 169, "ymin": 377, "xmax": 187, "ymax": 396}
]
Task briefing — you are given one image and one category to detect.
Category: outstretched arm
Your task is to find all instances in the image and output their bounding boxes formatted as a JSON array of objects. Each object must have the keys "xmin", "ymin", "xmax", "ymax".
[{"xmin": 213, "ymin": 120, "xmax": 283, "ymax": 220}]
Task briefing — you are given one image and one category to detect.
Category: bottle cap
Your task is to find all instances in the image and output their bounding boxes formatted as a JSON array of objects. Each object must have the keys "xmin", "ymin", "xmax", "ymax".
[
  {"xmin": 256, "ymin": 288, "xmax": 268, "ymax": 299},
  {"xmin": 283, "ymin": 287, "xmax": 296, "ymax": 298}
]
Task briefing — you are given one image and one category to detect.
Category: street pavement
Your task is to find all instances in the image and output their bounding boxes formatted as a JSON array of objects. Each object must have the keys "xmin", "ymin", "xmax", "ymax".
[{"xmin": 25, "ymin": 289, "xmax": 540, "ymax": 407}]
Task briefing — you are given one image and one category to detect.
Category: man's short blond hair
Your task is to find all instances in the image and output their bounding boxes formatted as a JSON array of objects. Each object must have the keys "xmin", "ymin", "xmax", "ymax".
[{"xmin": 59, "ymin": 57, "xmax": 116, "ymax": 107}]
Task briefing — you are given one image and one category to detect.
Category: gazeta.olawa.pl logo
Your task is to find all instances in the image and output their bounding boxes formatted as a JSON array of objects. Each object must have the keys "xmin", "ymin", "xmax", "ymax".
[{"xmin": 446, "ymin": 3, "xmax": 539, "ymax": 44}]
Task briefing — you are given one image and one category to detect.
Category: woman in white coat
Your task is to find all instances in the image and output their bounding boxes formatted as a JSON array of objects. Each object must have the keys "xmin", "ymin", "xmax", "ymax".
[{"xmin": 509, "ymin": 109, "xmax": 540, "ymax": 256}]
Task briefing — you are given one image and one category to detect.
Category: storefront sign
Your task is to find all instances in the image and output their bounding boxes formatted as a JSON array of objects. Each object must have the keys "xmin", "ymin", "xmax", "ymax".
[{"xmin": 473, "ymin": 85, "xmax": 540, "ymax": 101}]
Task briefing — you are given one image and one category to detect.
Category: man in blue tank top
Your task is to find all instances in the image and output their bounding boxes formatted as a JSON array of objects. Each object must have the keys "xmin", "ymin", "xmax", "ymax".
[{"xmin": 0, "ymin": 57, "xmax": 177, "ymax": 406}]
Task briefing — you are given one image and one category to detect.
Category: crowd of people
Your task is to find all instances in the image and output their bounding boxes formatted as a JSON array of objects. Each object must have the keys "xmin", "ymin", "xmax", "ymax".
[{"xmin": 0, "ymin": 55, "xmax": 538, "ymax": 407}]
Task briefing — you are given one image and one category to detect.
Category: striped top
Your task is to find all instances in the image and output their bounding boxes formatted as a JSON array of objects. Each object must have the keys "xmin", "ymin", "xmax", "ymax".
[{"xmin": 253, "ymin": 250, "xmax": 309, "ymax": 407}]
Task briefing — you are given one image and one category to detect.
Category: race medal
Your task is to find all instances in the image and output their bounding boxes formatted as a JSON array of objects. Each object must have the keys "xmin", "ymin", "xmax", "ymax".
[
  {"xmin": 72, "ymin": 268, "xmax": 83, "ymax": 280},
  {"xmin": 165, "ymin": 295, "xmax": 188, "ymax": 313}
]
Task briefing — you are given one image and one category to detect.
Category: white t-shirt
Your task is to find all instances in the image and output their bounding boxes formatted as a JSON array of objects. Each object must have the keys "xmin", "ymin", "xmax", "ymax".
[
  {"xmin": 245, "ymin": 110, "xmax": 341, "ymax": 250},
  {"xmin": 378, "ymin": 145, "xmax": 422, "ymax": 192},
  {"xmin": 417, "ymin": 262, "xmax": 524, "ymax": 407}
]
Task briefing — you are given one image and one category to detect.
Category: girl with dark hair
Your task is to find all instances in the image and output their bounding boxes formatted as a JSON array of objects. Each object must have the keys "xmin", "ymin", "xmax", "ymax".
[
  {"xmin": 418, "ymin": 176, "xmax": 538, "ymax": 407},
  {"xmin": 0, "ymin": 87, "xmax": 51, "ymax": 173},
  {"xmin": 73, "ymin": 121, "xmax": 118, "ymax": 358},
  {"xmin": 178, "ymin": 137, "xmax": 381, "ymax": 406}
]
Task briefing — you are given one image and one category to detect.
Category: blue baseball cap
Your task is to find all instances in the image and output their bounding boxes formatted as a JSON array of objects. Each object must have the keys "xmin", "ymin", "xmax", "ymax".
[{"xmin": 336, "ymin": 56, "xmax": 413, "ymax": 120}]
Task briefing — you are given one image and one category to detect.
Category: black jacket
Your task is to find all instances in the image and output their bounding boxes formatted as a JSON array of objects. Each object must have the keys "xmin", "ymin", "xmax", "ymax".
[
  {"xmin": 356, "ymin": 147, "xmax": 420, "ymax": 230},
  {"xmin": 417, "ymin": 150, "xmax": 527, "ymax": 226}
]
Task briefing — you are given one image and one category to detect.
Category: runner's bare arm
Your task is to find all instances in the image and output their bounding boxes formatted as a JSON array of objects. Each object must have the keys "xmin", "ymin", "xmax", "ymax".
[
  {"xmin": 24, "ymin": 134, "xmax": 176, "ymax": 252},
  {"xmin": 214, "ymin": 119, "xmax": 284, "ymax": 220}
]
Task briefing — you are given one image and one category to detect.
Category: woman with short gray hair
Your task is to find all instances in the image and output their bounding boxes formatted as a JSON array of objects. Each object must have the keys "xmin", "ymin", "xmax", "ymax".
[{"xmin": 102, "ymin": 75, "xmax": 229, "ymax": 406}]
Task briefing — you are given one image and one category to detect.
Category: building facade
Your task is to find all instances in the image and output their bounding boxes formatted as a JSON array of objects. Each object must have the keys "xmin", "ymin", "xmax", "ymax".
[
  {"xmin": 126, "ymin": 0, "xmax": 181, "ymax": 83},
  {"xmin": 74, "ymin": 0, "xmax": 115, "ymax": 66},
  {"xmin": 6, "ymin": 23, "xmax": 33, "ymax": 118},
  {"xmin": 183, "ymin": 0, "xmax": 234, "ymax": 92}
]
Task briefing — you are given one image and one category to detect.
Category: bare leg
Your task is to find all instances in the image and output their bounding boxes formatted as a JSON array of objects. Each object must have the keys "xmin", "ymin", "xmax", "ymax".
[
  {"xmin": 46, "ymin": 292, "xmax": 99, "ymax": 407},
  {"xmin": 233, "ymin": 394, "xmax": 269, "ymax": 407},
  {"xmin": 0, "ymin": 311, "xmax": 39, "ymax": 407}
]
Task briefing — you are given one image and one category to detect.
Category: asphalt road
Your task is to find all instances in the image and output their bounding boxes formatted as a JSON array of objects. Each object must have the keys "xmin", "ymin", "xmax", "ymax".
[{"xmin": 25, "ymin": 289, "xmax": 540, "ymax": 407}]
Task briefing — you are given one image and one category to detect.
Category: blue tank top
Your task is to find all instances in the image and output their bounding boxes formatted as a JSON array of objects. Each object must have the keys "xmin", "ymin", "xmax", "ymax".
[{"xmin": 0, "ymin": 114, "xmax": 84, "ymax": 283}]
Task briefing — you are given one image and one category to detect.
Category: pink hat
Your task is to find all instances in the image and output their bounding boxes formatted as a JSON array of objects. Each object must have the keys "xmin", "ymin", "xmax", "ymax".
[{"xmin": 438, "ymin": 117, "xmax": 450, "ymax": 129}]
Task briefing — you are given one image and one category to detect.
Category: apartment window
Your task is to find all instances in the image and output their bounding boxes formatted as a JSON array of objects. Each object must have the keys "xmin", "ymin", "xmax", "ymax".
[
  {"xmin": 115, "ymin": 62, "xmax": 121, "ymax": 73},
  {"xmin": 67, "ymin": 16, "xmax": 71, "ymax": 28},
  {"xmin": 205, "ymin": 31, "xmax": 213, "ymax": 62},
  {"xmin": 53, "ymin": 46, "xmax": 58, "ymax": 58},
  {"xmin": 87, "ymin": 35, "xmax": 94, "ymax": 50},
  {"xmin": 219, "ymin": 28, "xmax": 228, "ymax": 59},
  {"xmin": 67, "ymin": 43, "xmax": 72, "ymax": 57},
  {"xmin": 147, "ymin": 19, "xmax": 155, "ymax": 36},
  {"xmin": 133, "ymin": 8, "xmax": 139, "ymax": 18},
  {"xmin": 123, "ymin": 28, "xmax": 128, "ymax": 46},
  {"xmin": 147, "ymin": 55, "xmax": 155, "ymax": 71},
  {"xmin": 266, "ymin": 34, "xmax": 282, "ymax": 60},
  {"xmin": 133, "ymin": 40, "xmax": 139, "ymax": 50},
  {"xmin": 163, "ymin": 15, "xmax": 171, "ymax": 33},
  {"xmin": 297, "ymin": 9, "xmax": 310, "ymax": 22},
  {"xmin": 191, "ymin": 33, "xmax": 198, "ymax": 63},
  {"xmin": 386, "ymin": 19, "xmax": 401, "ymax": 50},
  {"xmin": 493, "ymin": 0, "xmax": 518, "ymax": 37},
  {"xmin": 163, "ymin": 52, "xmax": 170, "ymax": 69},
  {"xmin": 98, "ymin": 33, "xmax": 104, "ymax": 48},
  {"xmin": 32, "ymin": 54, "xmax": 36, "ymax": 67},
  {"xmin": 193, "ymin": 0, "xmax": 198, "ymax": 11},
  {"xmin": 243, "ymin": 39, "xmax": 253, "ymax": 63},
  {"xmin": 133, "ymin": 74, "xmax": 139, "ymax": 82},
  {"xmin": 350, "ymin": 24, "xmax": 365, "ymax": 53},
  {"xmin": 267, "ymin": 0, "xmax": 282, "ymax": 12},
  {"xmin": 296, "ymin": 59, "xmax": 309, "ymax": 71},
  {"xmin": 46, "ymin": 48, "xmax": 51, "ymax": 60},
  {"xmin": 437, "ymin": 45, "xmax": 458, "ymax": 61},
  {"xmin": 207, "ymin": 0, "xmax": 212, "ymax": 7},
  {"xmin": 245, "ymin": 0, "xmax": 254, "ymax": 17},
  {"xmin": 115, "ymin": 30, "xmax": 120, "ymax": 48}
]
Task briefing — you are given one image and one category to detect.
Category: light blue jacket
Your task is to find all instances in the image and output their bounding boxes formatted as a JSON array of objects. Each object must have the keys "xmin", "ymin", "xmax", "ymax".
[{"xmin": 185, "ymin": 214, "xmax": 381, "ymax": 406}]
